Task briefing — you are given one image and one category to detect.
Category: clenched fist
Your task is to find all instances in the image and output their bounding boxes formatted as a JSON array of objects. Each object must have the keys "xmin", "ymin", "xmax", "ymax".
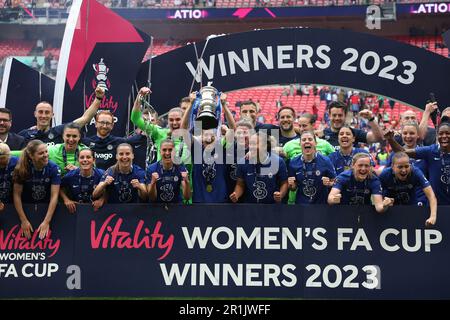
[
  {"xmin": 329, "ymin": 193, "xmax": 342, "ymax": 204},
  {"xmin": 322, "ymin": 177, "xmax": 334, "ymax": 187},
  {"xmin": 151, "ymin": 172, "xmax": 160, "ymax": 183},
  {"xmin": 130, "ymin": 179, "xmax": 141, "ymax": 189},
  {"xmin": 288, "ymin": 177, "xmax": 296, "ymax": 190},
  {"xmin": 104, "ymin": 175, "xmax": 115, "ymax": 185},
  {"xmin": 229, "ymin": 192, "xmax": 239, "ymax": 203}
]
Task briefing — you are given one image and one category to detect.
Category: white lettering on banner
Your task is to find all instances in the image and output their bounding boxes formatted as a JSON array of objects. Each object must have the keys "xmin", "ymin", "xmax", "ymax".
[
  {"xmin": 223, "ymin": 264, "xmax": 243, "ymax": 286},
  {"xmin": 316, "ymin": 45, "xmax": 331, "ymax": 69},
  {"xmin": 417, "ymin": 4, "xmax": 427, "ymax": 13},
  {"xmin": 0, "ymin": 264, "xmax": 19, "ymax": 278},
  {"xmin": 159, "ymin": 263, "xmax": 297, "ymax": 287},
  {"xmin": 340, "ymin": 48, "xmax": 417, "ymax": 84},
  {"xmin": 379, "ymin": 229, "xmax": 442, "ymax": 252},
  {"xmin": 252, "ymin": 46, "xmax": 274, "ymax": 71},
  {"xmin": 182, "ymin": 226, "xmax": 440, "ymax": 252},
  {"xmin": 89, "ymin": 116, "xmax": 118, "ymax": 126},
  {"xmin": 0, "ymin": 252, "xmax": 45, "ymax": 261},
  {"xmin": 1, "ymin": 262, "xmax": 61, "ymax": 279},
  {"xmin": 311, "ymin": 227, "xmax": 327, "ymax": 250},
  {"xmin": 173, "ymin": 10, "xmax": 203, "ymax": 19},
  {"xmin": 296, "ymin": 45, "xmax": 314, "ymax": 68},
  {"xmin": 264, "ymin": 228, "xmax": 280, "ymax": 249},
  {"xmin": 413, "ymin": 3, "xmax": 450, "ymax": 14},
  {"xmin": 236, "ymin": 227, "xmax": 260, "ymax": 249},
  {"xmin": 185, "ymin": 45, "xmax": 417, "ymax": 86},
  {"xmin": 158, "ymin": 263, "xmax": 380, "ymax": 289},
  {"xmin": 337, "ymin": 228, "xmax": 372, "ymax": 251},
  {"xmin": 305, "ymin": 264, "xmax": 380, "ymax": 289},
  {"xmin": 22, "ymin": 263, "xmax": 59, "ymax": 278},
  {"xmin": 186, "ymin": 55, "xmax": 215, "ymax": 83},
  {"xmin": 211, "ymin": 227, "xmax": 234, "ymax": 249},
  {"xmin": 228, "ymin": 49, "xmax": 250, "ymax": 75},
  {"xmin": 277, "ymin": 45, "xmax": 294, "ymax": 69},
  {"xmin": 217, "ymin": 53, "xmax": 227, "ymax": 76},
  {"xmin": 182, "ymin": 227, "xmax": 319, "ymax": 250},
  {"xmin": 246, "ymin": 264, "xmax": 262, "ymax": 286}
]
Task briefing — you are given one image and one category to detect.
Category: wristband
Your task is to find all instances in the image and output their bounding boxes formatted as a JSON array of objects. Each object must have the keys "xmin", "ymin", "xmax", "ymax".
[
  {"xmin": 96, "ymin": 96, "xmax": 103, "ymax": 101},
  {"xmin": 368, "ymin": 116, "xmax": 375, "ymax": 122}
]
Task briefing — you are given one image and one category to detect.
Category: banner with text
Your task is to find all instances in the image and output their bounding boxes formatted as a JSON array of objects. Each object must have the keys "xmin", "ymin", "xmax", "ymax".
[
  {"xmin": 148, "ymin": 28, "xmax": 450, "ymax": 115},
  {"xmin": 1, "ymin": 204, "xmax": 449, "ymax": 299},
  {"xmin": 53, "ymin": 0, "xmax": 151, "ymax": 136},
  {"xmin": 0, "ymin": 58, "xmax": 55, "ymax": 132}
]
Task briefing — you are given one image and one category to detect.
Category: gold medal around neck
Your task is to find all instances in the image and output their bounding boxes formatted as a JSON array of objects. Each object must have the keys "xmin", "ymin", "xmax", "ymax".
[{"xmin": 206, "ymin": 184, "xmax": 213, "ymax": 192}]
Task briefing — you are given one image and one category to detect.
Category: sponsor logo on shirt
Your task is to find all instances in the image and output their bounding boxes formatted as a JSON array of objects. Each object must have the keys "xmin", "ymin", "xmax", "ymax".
[{"xmin": 96, "ymin": 153, "xmax": 114, "ymax": 160}]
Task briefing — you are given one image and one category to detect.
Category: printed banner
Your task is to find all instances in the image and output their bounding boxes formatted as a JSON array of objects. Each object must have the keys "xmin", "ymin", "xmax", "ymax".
[
  {"xmin": 148, "ymin": 28, "xmax": 450, "ymax": 115},
  {"xmin": 0, "ymin": 205, "xmax": 76, "ymax": 298},
  {"xmin": 2, "ymin": 28, "xmax": 450, "ymax": 135},
  {"xmin": 14, "ymin": 3, "xmax": 450, "ymax": 22},
  {"xmin": 0, "ymin": 58, "xmax": 55, "ymax": 132},
  {"xmin": 1, "ymin": 204, "xmax": 449, "ymax": 299},
  {"xmin": 53, "ymin": 0, "xmax": 151, "ymax": 136}
]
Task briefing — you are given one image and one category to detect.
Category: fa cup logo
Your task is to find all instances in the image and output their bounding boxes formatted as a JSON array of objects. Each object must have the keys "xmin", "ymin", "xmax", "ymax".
[{"xmin": 92, "ymin": 58, "xmax": 111, "ymax": 91}]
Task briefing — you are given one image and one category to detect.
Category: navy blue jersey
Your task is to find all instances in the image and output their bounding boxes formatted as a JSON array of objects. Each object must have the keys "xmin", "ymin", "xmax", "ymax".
[
  {"xmin": 415, "ymin": 144, "xmax": 450, "ymax": 205},
  {"xmin": 333, "ymin": 170, "xmax": 382, "ymax": 205},
  {"xmin": 386, "ymin": 152, "xmax": 428, "ymax": 204},
  {"xmin": 18, "ymin": 124, "xmax": 65, "ymax": 146},
  {"xmin": 61, "ymin": 168, "xmax": 105, "ymax": 203},
  {"xmin": 278, "ymin": 133, "xmax": 300, "ymax": 148},
  {"xmin": 328, "ymin": 148, "xmax": 372, "ymax": 175},
  {"xmin": 0, "ymin": 156, "xmax": 18, "ymax": 204},
  {"xmin": 191, "ymin": 140, "xmax": 228, "ymax": 203},
  {"xmin": 5, "ymin": 133, "xmax": 26, "ymax": 150},
  {"xmin": 146, "ymin": 161, "xmax": 187, "ymax": 203},
  {"xmin": 101, "ymin": 164, "xmax": 146, "ymax": 203},
  {"xmin": 21, "ymin": 160, "xmax": 61, "ymax": 203},
  {"xmin": 323, "ymin": 127, "xmax": 367, "ymax": 148},
  {"xmin": 255, "ymin": 122, "xmax": 296, "ymax": 147},
  {"xmin": 255, "ymin": 122, "xmax": 278, "ymax": 133},
  {"xmin": 82, "ymin": 134, "xmax": 146, "ymax": 170},
  {"xmin": 379, "ymin": 166, "xmax": 430, "ymax": 205},
  {"xmin": 225, "ymin": 143, "xmax": 248, "ymax": 197},
  {"xmin": 236, "ymin": 153, "xmax": 288, "ymax": 204},
  {"xmin": 288, "ymin": 153, "xmax": 336, "ymax": 204},
  {"xmin": 386, "ymin": 152, "xmax": 427, "ymax": 174}
]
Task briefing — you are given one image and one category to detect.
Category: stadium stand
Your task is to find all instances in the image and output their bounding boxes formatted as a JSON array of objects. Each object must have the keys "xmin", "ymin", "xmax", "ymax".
[
  {"xmin": 1, "ymin": 0, "xmax": 445, "ymax": 9},
  {"xmin": 1, "ymin": 35, "xmax": 447, "ymax": 62},
  {"xmin": 0, "ymin": 39, "xmax": 34, "ymax": 62}
]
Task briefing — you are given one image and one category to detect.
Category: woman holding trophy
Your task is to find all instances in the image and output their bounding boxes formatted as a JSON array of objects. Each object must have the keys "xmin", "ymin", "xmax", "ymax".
[{"xmin": 180, "ymin": 86, "xmax": 236, "ymax": 203}]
